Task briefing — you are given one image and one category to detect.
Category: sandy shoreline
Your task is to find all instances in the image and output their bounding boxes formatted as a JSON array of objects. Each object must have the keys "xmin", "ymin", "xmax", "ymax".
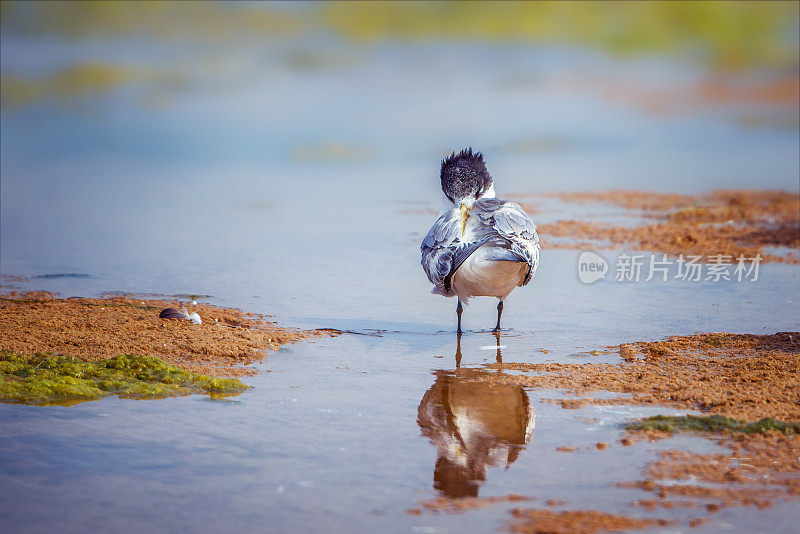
[
  {"xmin": 0, "ymin": 292, "xmax": 322, "ymax": 378},
  {"xmin": 411, "ymin": 331, "xmax": 800, "ymax": 531},
  {"xmin": 521, "ymin": 189, "xmax": 800, "ymax": 263},
  {"xmin": 3, "ymin": 184, "xmax": 799, "ymax": 531},
  {"xmin": 3, "ymin": 296, "xmax": 798, "ymax": 530},
  {"xmin": 481, "ymin": 332, "xmax": 800, "ymax": 422}
]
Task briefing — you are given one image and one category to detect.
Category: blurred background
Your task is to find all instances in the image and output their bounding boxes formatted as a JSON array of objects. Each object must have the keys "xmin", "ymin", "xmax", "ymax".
[
  {"xmin": 1, "ymin": 1, "xmax": 798, "ymax": 326},
  {"xmin": 3, "ymin": 6, "xmax": 800, "ymax": 532}
]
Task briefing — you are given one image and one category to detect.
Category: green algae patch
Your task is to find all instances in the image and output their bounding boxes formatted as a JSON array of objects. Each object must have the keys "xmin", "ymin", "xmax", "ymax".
[
  {"xmin": 0, "ymin": 351, "xmax": 247, "ymax": 406},
  {"xmin": 627, "ymin": 415, "xmax": 800, "ymax": 436}
]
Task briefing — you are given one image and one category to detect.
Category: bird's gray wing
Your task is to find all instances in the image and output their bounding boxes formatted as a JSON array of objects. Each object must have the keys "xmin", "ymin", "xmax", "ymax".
[
  {"xmin": 475, "ymin": 198, "xmax": 540, "ymax": 285},
  {"xmin": 421, "ymin": 209, "xmax": 492, "ymax": 295},
  {"xmin": 421, "ymin": 210, "xmax": 458, "ymax": 295}
]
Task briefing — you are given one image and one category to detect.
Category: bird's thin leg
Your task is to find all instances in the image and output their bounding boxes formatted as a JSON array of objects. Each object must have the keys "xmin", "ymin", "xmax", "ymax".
[
  {"xmin": 456, "ymin": 300, "xmax": 463, "ymax": 334},
  {"xmin": 493, "ymin": 300, "xmax": 503, "ymax": 332},
  {"xmin": 455, "ymin": 332, "xmax": 463, "ymax": 368}
]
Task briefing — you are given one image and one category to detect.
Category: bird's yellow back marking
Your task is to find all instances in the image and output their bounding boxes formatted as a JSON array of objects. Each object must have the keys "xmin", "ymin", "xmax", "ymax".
[{"xmin": 459, "ymin": 203, "xmax": 472, "ymax": 236}]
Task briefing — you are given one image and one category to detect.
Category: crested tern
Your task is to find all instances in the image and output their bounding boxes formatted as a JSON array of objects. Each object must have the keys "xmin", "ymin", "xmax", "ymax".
[{"xmin": 421, "ymin": 148, "xmax": 540, "ymax": 333}]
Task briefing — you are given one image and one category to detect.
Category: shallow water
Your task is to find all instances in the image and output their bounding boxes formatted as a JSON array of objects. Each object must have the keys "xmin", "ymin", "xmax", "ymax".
[{"xmin": 1, "ymin": 30, "xmax": 799, "ymax": 533}]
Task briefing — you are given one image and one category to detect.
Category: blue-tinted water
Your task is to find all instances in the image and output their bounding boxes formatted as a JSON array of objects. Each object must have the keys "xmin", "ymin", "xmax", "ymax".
[{"xmin": 1, "ymin": 31, "xmax": 799, "ymax": 533}]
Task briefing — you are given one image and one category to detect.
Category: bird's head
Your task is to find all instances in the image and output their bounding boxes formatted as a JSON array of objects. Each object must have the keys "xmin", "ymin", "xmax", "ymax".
[{"xmin": 440, "ymin": 148, "xmax": 495, "ymax": 210}]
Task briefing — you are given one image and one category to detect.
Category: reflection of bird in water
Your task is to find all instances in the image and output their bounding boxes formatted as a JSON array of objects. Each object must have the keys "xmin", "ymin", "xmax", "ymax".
[
  {"xmin": 417, "ymin": 336, "xmax": 535, "ymax": 497},
  {"xmin": 421, "ymin": 148, "xmax": 539, "ymax": 333}
]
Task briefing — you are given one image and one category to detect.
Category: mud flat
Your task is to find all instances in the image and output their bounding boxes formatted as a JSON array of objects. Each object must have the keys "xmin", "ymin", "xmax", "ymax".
[
  {"xmin": 618, "ymin": 431, "xmax": 800, "ymax": 512},
  {"xmin": 482, "ymin": 332, "xmax": 800, "ymax": 421},
  {"xmin": 471, "ymin": 332, "xmax": 800, "ymax": 531},
  {"xmin": 408, "ymin": 494, "xmax": 531, "ymax": 515},
  {"xmin": 526, "ymin": 189, "xmax": 800, "ymax": 263},
  {"xmin": 0, "ymin": 292, "xmax": 318, "ymax": 380},
  {"xmin": 508, "ymin": 508, "xmax": 666, "ymax": 534}
]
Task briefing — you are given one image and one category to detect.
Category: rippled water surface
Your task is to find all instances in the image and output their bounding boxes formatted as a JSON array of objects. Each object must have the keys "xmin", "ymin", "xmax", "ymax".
[{"xmin": 2, "ymin": 29, "xmax": 799, "ymax": 533}]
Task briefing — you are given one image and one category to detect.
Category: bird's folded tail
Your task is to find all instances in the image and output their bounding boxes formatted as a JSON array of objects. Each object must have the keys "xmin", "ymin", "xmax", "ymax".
[
  {"xmin": 483, "ymin": 247, "xmax": 528, "ymax": 262},
  {"xmin": 482, "ymin": 235, "xmax": 528, "ymax": 262}
]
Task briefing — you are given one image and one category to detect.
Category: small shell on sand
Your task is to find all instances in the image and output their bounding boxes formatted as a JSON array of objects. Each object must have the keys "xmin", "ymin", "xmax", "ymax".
[{"xmin": 159, "ymin": 308, "xmax": 188, "ymax": 320}]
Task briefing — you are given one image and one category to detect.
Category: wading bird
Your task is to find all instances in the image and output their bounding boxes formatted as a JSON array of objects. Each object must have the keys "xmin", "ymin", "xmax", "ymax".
[{"xmin": 421, "ymin": 148, "xmax": 539, "ymax": 333}]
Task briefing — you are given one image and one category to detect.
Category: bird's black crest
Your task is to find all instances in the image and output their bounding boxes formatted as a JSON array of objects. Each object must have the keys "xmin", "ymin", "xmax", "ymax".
[{"xmin": 440, "ymin": 147, "xmax": 493, "ymax": 203}]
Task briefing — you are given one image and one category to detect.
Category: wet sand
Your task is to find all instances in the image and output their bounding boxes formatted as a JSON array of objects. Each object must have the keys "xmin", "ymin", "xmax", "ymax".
[
  {"xmin": 527, "ymin": 190, "xmax": 800, "ymax": 263},
  {"xmin": 620, "ymin": 432, "xmax": 800, "ymax": 511},
  {"xmin": 412, "ymin": 332, "xmax": 799, "ymax": 531},
  {"xmin": 5, "ymin": 295, "xmax": 794, "ymax": 529},
  {"xmin": 482, "ymin": 332, "xmax": 800, "ymax": 421},
  {"xmin": 508, "ymin": 508, "xmax": 665, "ymax": 534},
  {"xmin": 408, "ymin": 494, "xmax": 531, "ymax": 515},
  {"xmin": 2, "ymin": 187, "xmax": 798, "ymax": 529},
  {"xmin": 0, "ymin": 292, "xmax": 318, "ymax": 377},
  {"xmin": 504, "ymin": 190, "xmax": 799, "ymax": 533}
]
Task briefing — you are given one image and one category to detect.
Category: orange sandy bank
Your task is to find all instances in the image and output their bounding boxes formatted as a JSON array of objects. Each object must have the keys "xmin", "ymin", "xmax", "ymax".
[
  {"xmin": 412, "ymin": 332, "xmax": 799, "ymax": 531},
  {"xmin": 620, "ymin": 432, "xmax": 800, "ymax": 511},
  {"xmin": 524, "ymin": 189, "xmax": 800, "ymax": 263},
  {"xmin": 482, "ymin": 332, "xmax": 800, "ymax": 421},
  {"xmin": 0, "ymin": 292, "xmax": 323, "ymax": 377}
]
